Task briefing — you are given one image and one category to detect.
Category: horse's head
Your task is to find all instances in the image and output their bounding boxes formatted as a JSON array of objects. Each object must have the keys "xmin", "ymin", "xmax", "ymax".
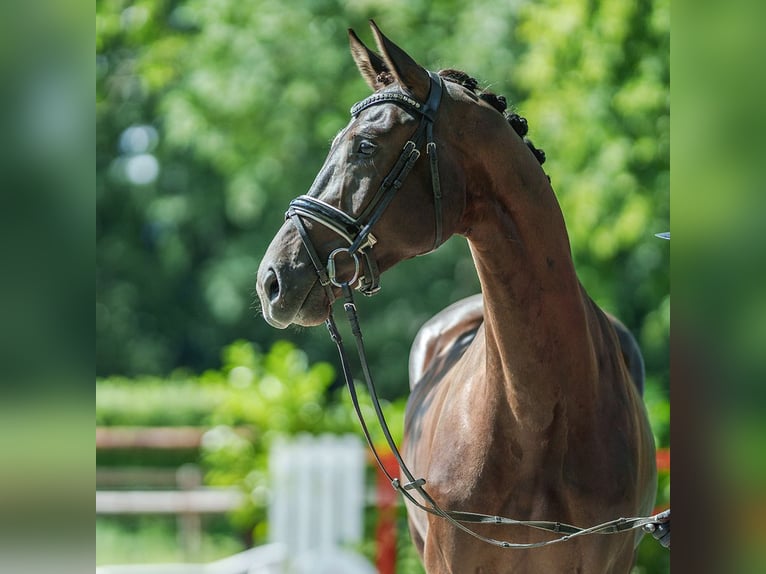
[{"xmin": 257, "ymin": 21, "xmax": 470, "ymax": 328}]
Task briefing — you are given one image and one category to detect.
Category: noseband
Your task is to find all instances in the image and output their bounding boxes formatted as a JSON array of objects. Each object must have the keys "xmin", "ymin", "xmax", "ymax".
[{"xmin": 285, "ymin": 70, "xmax": 444, "ymax": 301}]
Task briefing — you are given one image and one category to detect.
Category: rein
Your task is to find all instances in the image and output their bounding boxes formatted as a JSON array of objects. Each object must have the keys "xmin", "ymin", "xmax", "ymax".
[
  {"xmin": 284, "ymin": 70, "xmax": 666, "ymax": 548},
  {"xmin": 326, "ymin": 283, "xmax": 664, "ymax": 549}
]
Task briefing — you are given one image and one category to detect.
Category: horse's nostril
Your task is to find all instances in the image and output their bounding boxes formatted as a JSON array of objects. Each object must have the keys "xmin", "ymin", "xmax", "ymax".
[{"xmin": 265, "ymin": 268, "xmax": 280, "ymax": 302}]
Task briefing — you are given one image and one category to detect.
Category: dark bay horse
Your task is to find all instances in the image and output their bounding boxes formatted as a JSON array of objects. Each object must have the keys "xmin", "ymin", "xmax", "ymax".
[{"xmin": 256, "ymin": 21, "xmax": 656, "ymax": 573}]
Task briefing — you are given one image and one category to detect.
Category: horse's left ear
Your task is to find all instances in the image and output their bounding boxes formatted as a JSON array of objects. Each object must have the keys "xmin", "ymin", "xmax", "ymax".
[{"xmin": 369, "ymin": 20, "xmax": 430, "ymax": 101}]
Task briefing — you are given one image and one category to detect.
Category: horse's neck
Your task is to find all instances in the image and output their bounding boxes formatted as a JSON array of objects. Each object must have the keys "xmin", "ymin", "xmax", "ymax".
[{"xmin": 464, "ymin": 155, "xmax": 598, "ymax": 431}]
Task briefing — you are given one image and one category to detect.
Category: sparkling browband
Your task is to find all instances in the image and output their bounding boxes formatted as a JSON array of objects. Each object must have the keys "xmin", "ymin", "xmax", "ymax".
[{"xmin": 350, "ymin": 91, "xmax": 423, "ymax": 117}]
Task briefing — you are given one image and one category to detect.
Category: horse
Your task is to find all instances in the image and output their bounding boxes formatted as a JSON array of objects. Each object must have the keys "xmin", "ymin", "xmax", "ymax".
[{"xmin": 256, "ymin": 21, "xmax": 657, "ymax": 573}]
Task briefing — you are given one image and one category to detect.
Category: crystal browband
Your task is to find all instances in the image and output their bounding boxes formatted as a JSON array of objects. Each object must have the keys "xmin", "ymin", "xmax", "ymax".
[{"xmin": 350, "ymin": 91, "xmax": 423, "ymax": 118}]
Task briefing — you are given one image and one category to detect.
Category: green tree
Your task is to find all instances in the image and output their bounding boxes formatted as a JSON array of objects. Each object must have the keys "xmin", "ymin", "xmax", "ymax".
[
  {"xmin": 97, "ymin": 0, "xmax": 668, "ymax": 405},
  {"xmin": 98, "ymin": 4, "xmax": 668, "ymax": 570}
]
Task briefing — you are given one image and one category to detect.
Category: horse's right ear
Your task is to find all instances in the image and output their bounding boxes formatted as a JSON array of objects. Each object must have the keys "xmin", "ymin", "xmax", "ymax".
[{"xmin": 348, "ymin": 28, "xmax": 388, "ymax": 91}]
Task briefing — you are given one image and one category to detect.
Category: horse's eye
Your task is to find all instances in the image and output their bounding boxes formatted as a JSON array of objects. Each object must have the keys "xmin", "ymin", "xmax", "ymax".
[{"xmin": 358, "ymin": 140, "xmax": 376, "ymax": 156}]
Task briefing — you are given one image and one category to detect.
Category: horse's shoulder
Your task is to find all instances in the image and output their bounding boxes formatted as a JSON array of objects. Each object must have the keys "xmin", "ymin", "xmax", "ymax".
[{"xmin": 408, "ymin": 294, "xmax": 484, "ymax": 390}]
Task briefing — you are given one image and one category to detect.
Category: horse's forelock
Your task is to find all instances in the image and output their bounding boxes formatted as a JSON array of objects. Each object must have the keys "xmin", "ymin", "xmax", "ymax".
[{"xmin": 376, "ymin": 71, "xmax": 395, "ymax": 86}]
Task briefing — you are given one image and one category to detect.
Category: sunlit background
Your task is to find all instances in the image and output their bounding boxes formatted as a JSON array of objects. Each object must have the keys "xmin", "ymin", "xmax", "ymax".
[{"xmin": 96, "ymin": 0, "xmax": 670, "ymax": 572}]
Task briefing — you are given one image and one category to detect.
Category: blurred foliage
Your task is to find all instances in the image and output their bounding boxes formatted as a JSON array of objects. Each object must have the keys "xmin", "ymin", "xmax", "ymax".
[
  {"xmin": 97, "ymin": 340, "xmax": 406, "ymax": 536},
  {"xmin": 207, "ymin": 341, "xmax": 406, "ymax": 538},
  {"xmin": 96, "ymin": 516, "xmax": 243, "ymax": 565},
  {"xmin": 96, "ymin": 0, "xmax": 668, "ymax": 404},
  {"xmin": 97, "ymin": 0, "xmax": 668, "ymax": 570},
  {"xmin": 96, "ymin": 376, "xmax": 229, "ymax": 426}
]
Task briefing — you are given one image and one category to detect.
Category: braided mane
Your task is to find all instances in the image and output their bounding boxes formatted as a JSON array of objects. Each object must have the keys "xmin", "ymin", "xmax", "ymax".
[
  {"xmin": 375, "ymin": 68, "xmax": 546, "ymax": 166},
  {"xmin": 439, "ymin": 69, "xmax": 546, "ymax": 165}
]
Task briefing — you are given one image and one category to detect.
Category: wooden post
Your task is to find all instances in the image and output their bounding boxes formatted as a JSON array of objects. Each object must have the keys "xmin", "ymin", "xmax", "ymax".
[
  {"xmin": 176, "ymin": 464, "xmax": 202, "ymax": 560},
  {"xmin": 376, "ymin": 452, "xmax": 400, "ymax": 574}
]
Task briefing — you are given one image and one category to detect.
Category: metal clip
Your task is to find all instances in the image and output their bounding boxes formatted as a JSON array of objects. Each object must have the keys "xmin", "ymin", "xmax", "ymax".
[{"xmin": 402, "ymin": 478, "xmax": 426, "ymax": 490}]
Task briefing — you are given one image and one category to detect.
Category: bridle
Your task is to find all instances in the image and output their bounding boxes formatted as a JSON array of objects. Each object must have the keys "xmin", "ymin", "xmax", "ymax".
[
  {"xmin": 283, "ymin": 70, "xmax": 667, "ymax": 548},
  {"xmin": 285, "ymin": 70, "xmax": 444, "ymax": 300}
]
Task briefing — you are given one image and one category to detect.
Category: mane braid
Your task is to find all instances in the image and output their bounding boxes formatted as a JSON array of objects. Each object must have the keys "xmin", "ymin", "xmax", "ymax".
[
  {"xmin": 376, "ymin": 71, "xmax": 395, "ymax": 86},
  {"xmin": 438, "ymin": 68, "xmax": 547, "ymax": 166}
]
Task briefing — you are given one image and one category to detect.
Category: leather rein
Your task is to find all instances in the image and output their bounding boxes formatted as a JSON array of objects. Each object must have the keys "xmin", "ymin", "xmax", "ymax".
[{"xmin": 284, "ymin": 71, "xmax": 665, "ymax": 548}]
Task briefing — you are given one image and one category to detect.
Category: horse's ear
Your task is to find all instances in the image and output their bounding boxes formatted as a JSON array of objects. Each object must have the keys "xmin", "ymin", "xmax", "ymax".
[
  {"xmin": 348, "ymin": 28, "xmax": 388, "ymax": 91},
  {"xmin": 369, "ymin": 20, "xmax": 430, "ymax": 101}
]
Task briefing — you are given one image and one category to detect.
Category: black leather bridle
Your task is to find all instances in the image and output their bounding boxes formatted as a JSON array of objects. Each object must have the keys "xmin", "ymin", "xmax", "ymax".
[
  {"xmin": 281, "ymin": 70, "xmax": 667, "ymax": 549},
  {"xmin": 285, "ymin": 70, "xmax": 444, "ymax": 302}
]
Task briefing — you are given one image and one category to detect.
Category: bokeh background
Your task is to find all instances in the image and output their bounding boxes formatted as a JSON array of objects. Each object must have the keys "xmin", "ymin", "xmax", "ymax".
[
  {"xmin": 95, "ymin": 0, "xmax": 670, "ymax": 572},
  {"xmin": 7, "ymin": 0, "xmax": 766, "ymax": 572},
  {"xmin": 96, "ymin": 0, "xmax": 670, "ymax": 399}
]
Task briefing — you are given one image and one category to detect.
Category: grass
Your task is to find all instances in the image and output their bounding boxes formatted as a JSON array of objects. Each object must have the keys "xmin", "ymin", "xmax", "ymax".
[{"xmin": 96, "ymin": 516, "xmax": 245, "ymax": 566}]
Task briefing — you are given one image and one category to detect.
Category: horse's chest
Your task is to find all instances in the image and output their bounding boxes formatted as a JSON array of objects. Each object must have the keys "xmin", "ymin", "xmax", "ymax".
[
  {"xmin": 413, "ymin": 401, "xmax": 531, "ymax": 511},
  {"xmin": 410, "ymin": 387, "xmax": 578, "ymax": 519}
]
